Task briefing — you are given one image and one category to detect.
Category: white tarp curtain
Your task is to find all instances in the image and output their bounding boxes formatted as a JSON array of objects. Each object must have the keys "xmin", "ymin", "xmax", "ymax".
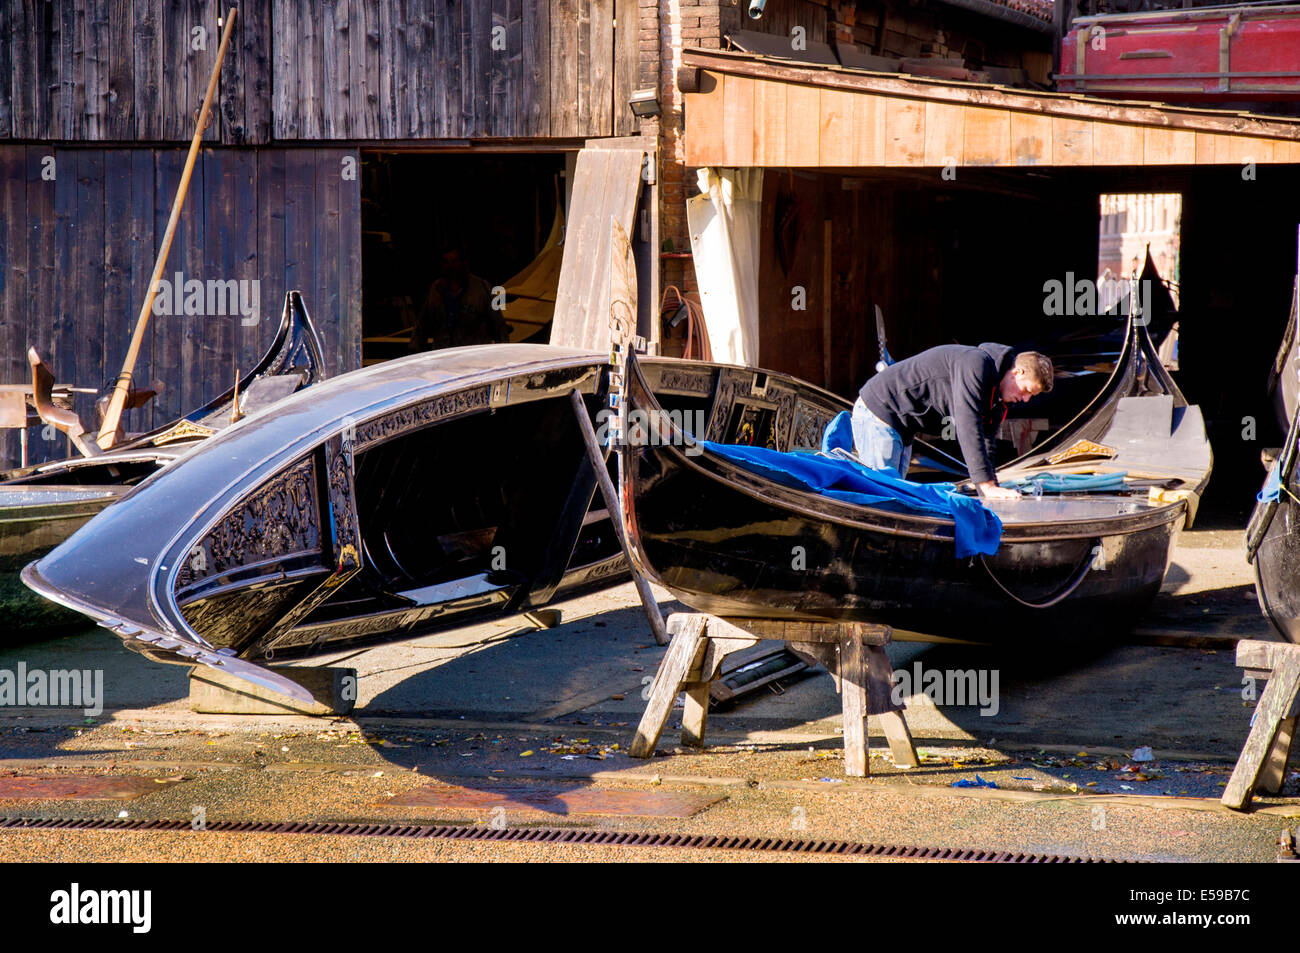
[{"xmin": 686, "ymin": 168, "xmax": 763, "ymax": 365}]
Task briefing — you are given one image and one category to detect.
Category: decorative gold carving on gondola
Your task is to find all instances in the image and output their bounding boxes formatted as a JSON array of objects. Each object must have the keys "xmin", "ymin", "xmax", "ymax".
[
  {"xmin": 354, "ymin": 386, "xmax": 492, "ymax": 450},
  {"xmin": 175, "ymin": 457, "xmax": 321, "ymax": 591},
  {"xmin": 151, "ymin": 419, "xmax": 217, "ymax": 446}
]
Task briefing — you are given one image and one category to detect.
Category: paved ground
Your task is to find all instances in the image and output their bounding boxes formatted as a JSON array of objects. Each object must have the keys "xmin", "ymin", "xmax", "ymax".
[{"xmin": 0, "ymin": 525, "xmax": 1296, "ymax": 862}]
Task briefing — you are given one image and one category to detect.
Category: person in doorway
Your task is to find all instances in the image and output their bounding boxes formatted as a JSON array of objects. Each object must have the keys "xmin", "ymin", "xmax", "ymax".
[
  {"xmin": 409, "ymin": 242, "xmax": 509, "ymax": 351},
  {"xmin": 853, "ymin": 343, "xmax": 1053, "ymax": 500}
]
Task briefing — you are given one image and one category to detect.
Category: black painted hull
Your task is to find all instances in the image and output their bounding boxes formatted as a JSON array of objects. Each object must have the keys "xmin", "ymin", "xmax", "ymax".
[
  {"xmin": 624, "ymin": 434, "xmax": 1180, "ymax": 642},
  {"xmin": 621, "ymin": 314, "xmax": 1209, "ymax": 644}
]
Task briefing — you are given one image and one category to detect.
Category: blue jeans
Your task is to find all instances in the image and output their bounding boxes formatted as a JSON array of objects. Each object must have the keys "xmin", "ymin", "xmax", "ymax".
[{"xmin": 851, "ymin": 398, "xmax": 911, "ymax": 477}]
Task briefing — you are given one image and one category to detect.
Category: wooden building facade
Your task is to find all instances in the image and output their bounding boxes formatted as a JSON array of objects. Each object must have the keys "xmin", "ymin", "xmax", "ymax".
[{"xmin": 0, "ymin": 0, "xmax": 645, "ymax": 467}]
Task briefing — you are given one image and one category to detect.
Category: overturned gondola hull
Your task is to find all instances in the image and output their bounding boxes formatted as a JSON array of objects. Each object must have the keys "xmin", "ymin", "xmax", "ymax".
[
  {"xmin": 23, "ymin": 345, "xmax": 639, "ymax": 698},
  {"xmin": 620, "ymin": 317, "xmax": 1211, "ymax": 643},
  {"xmin": 1, "ymin": 291, "xmax": 326, "ymax": 632}
]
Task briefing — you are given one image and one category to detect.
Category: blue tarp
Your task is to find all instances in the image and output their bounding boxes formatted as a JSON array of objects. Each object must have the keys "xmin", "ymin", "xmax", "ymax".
[
  {"xmin": 698, "ymin": 436, "xmax": 1003, "ymax": 558},
  {"xmin": 1259, "ymin": 460, "xmax": 1282, "ymax": 504},
  {"xmin": 1007, "ymin": 472, "xmax": 1128, "ymax": 494}
]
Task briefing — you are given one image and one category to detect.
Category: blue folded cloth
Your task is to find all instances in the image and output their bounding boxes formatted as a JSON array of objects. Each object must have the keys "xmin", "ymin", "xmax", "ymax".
[
  {"xmin": 1008, "ymin": 471, "xmax": 1128, "ymax": 494},
  {"xmin": 698, "ymin": 437, "xmax": 1002, "ymax": 558},
  {"xmin": 1259, "ymin": 459, "xmax": 1282, "ymax": 504}
]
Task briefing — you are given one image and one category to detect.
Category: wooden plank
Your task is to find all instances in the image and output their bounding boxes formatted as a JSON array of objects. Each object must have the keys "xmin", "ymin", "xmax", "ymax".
[
  {"xmin": 849, "ymin": 91, "xmax": 886, "ymax": 165},
  {"xmin": 720, "ymin": 75, "xmax": 755, "ymax": 166},
  {"xmin": 574, "ymin": 0, "xmax": 592, "ymax": 135},
  {"xmin": 818, "ymin": 87, "xmax": 855, "ymax": 168},
  {"xmin": 923, "ymin": 100, "xmax": 965, "ymax": 167},
  {"xmin": 839, "ymin": 630, "xmax": 868, "ymax": 777},
  {"xmin": 463, "ymin": 0, "xmax": 489, "ymax": 140},
  {"xmin": 83, "ymin": 0, "xmax": 111, "ymax": 140},
  {"xmin": 519, "ymin": 0, "xmax": 548, "ymax": 137},
  {"xmin": 0, "ymin": 147, "xmax": 27, "ymax": 465},
  {"xmin": 102, "ymin": 150, "xmax": 133, "ymax": 437},
  {"xmin": 963, "ymin": 105, "xmax": 1010, "ymax": 166},
  {"xmin": 283, "ymin": 150, "xmax": 316, "ymax": 364},
  {"xmin": 785, "ymin": 83, "xmax": 820, "ymax": 166},
  {"xmin": 431, "ymin": 0, "xmax": 455, "ymax": 137},
  {"xmin": 55, "ymin": 0, "xmax": 75, "ymax": 139},
  {"xmin": 298, "ymin": 0, "xmax": 322, "ymax": 139},
  {"xmin": 150, "ymin": 147, "xmax": 185, "ymax": 423},
  {"xmin": 255, "ymin": 149, "xmax": 286, "ymax": 363},
  {"xmin": 160, "ymin": 0, "xmax": 187, "ymax": 141},
  {"xmin": 489, "ymin": 0, "xmax": 514, "ymax": 138},
  {"xmin": 682, "ymin": 49, "xmax": 1300, "ymax": 144},
  {"xmin": 629, "ymin": 614, "xmax": 706, "ymax": 758},
  {"xmin": 376, "ymin": 0, "xmax": 398, "ymax": 138},
  {"xmin": 133, "ymin": 0, "xmax": 161, "ymax": 140},
  {"xmin": 753, "ymin": 77, "xmax": 787, "ymax": 165},
  {"xmin": 587, "ymin": 0, "xmax": 613, "ymax": 136},
  {"xmin": 0, "ymin": 5, "xmax": 13, "ymax": 138},
  {"xmin": 884, "ymin": 96, "xmax": 924, "ymax": 166},
  {"xmin": 551, "ymin": 146, "xmax": 644, "ymax": 351},
  {"xmin": 407, "ymin": 0, "xmax": 433, "ymax": 138},
  {"xmin": 351, "ymin": 0, "xmax": 380, "ymax": 139},
  {"xmin": 240, "ymin": 0, "xmax": 271, "ymax": 143},
  {"xmin": 1223, "ymin": 650, "xmax": 1300, "ymax": 810},
  {"xmin": 549, "ymin": 0, "xmax": 577, "ymax": 138},
  {"xmin": 1259, "ymin": 716, "xmax": 1296, "ymax": 795},
  {"xmin": 688, "ymin": 77, "xmax": 726, "ymax": 167},
  {"xmin": 226, "ymin": 149, "xmax": 258, "ymax": 374},
  {"xmin": 178, "ymin": 146, "xmax": 207, "ymax": 415},
  {"xmin": 73, "ymin": 151, "xmax": 106, "ymax": 431},
  {"xmin": 7, "ymin": 1, "xmax": 32, "ymax": 139},
  {"xmin": 1143, "ymin": 126, "xmax": 1195, "ymax": 165},
  {"xmin": 26, "ymin": 145, "xmax": 57, "ymax": 464},
  {"xmin": 50, "ymin": 148, "xmax": 78, "ymax": 439},
  {"xmin": 338, "ymin": 149, "xmax": 362, "ymax": 373},
  {"xmin": 201, "ymin": 146, "xmax": 234, "ymax": 417},
  {"xmin": 67, "ymin": 0, "xmax": 86, "ymax": 140},
  {"xmin": 104, "ymin": 0, "xmax": 134, "ymax": 139},
  {"xmin": 1009, "ymin": 110, "xmax": 1052, "ymax": 166},
  {"xmin": 314, "ymin": 149, "xmax": 342, "ymax": 374},
  {"xmin": 1091, "ymin": 120, "xmax": 1142, "ymax": 166},
  {"xmin": 1051, "ymin": 115, "xmax": 1093, "ymax": 165},
  {"xmin": 127, "ymin": 148, "xmax": 157, "ymax": 431},
  {"xmin": 34, "ymin": 0, "xmax": 60, "ymax": 140},
  {"xmin": 320, "ymin": 0, "xmax": 346, "ymax": 139},
  {"xmin": 612, "ymin": 0, "xmax": 636, "ymax": 136},
  {"xmin": 190, "ymin": 0, "xmax": 222, "ymax": 142},
  {"xmin": 271, "ymin": 0, "xmax": 297, "ymax": 138}
]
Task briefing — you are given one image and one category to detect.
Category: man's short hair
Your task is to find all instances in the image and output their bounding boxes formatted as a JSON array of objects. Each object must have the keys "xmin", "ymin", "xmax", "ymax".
[{"xmin": 1014, "ymin": 351, "xmax": 1054, "ymax": 393}]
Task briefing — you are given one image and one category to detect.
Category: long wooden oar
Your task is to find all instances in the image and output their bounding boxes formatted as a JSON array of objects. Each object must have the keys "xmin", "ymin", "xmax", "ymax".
[{"xmin": 96, "ymin": 7, "xmax": 237, "ymax": 449}]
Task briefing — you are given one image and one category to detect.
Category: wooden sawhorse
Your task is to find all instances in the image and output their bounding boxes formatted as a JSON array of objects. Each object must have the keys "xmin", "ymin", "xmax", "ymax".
[
  {"xmin": 629, "ymin": 613, "xmax": 918, "ymax": 777},
  {"xmin": 1223, "ymin": 639, "xmax": 1300, "ymax": 810}
]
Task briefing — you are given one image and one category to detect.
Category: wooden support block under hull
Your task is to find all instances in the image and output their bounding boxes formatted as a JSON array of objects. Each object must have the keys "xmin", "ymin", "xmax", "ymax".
[
  {"xmin": 633, "ymin": 612, "xmax": 917, "ymax": 776},
  {"xmin": 188, "ymin": 664, "xmax": 357, "ymax": 716}
]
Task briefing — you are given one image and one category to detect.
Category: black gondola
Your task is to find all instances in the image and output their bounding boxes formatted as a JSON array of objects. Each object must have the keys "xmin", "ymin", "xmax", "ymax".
[
  {"xmin": 1, "ymin": 291, "xmax": 325, "ymax": 631},
  {"xmin": 618, "ymin": 314, "xmax": 1211, "ymax": 643},
  {"xmin": 1247, "ymin": 291, "xmax": 1300, "ymax": 642},
  {"xmin": 22, "ymin": 345, "xmax": 644, "ymax": 698}
]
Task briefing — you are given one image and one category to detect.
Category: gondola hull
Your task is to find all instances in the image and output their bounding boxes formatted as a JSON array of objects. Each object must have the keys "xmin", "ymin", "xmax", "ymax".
[
  {"xmin": 22, "ymin": 345, "xmax": 641, "ymax": 699},
  {"xmin": 621, "ymin": 316, "xmax": 1210, "ymax": 644}
]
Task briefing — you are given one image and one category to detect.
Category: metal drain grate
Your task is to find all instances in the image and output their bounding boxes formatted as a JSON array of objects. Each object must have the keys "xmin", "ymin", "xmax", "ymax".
[{"xmin": 0, "ymin": 816, "xmax": 1131, "ymax": 861}]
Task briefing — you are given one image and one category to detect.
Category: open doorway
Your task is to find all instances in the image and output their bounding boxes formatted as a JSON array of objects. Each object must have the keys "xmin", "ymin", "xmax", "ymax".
[{"xmin": 359, "ymin": 151, "xmax": 568, "ymax": 364}]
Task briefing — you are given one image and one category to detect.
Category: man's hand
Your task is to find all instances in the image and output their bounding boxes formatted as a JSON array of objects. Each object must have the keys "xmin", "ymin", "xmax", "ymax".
[{"xmin": 977, "ymin": 480, "xmax": 1021, "ymax": 501}]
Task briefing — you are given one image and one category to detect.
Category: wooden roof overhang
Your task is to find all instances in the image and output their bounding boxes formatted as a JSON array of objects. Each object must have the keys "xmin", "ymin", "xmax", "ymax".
[{"xmin": 681, "ymin": 48, "xmax": 1300, "ymax": 168}]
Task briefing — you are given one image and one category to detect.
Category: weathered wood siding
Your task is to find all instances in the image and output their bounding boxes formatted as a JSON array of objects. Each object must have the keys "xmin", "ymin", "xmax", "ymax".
[
  {"xmin": 0, "ymin": 144, "xmax": 361, "ymax": 468},
  {"xmin": 0, "ymin": 0, "xmax": 637, "ymax": 143}
]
